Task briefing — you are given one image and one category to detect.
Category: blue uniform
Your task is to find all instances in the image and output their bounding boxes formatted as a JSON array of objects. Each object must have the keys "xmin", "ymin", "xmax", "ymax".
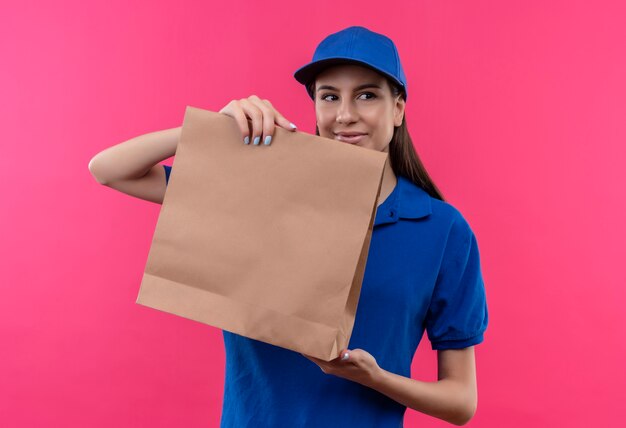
[{"xmin": 163, "ymin": 164, "xmax": 489, "ymax": 427}]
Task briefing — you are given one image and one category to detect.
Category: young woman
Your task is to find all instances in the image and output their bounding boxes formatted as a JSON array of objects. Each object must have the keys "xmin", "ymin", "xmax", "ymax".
[{"xmin": 89, "ymin": 26, "xmax": 488, "ymax": 427}]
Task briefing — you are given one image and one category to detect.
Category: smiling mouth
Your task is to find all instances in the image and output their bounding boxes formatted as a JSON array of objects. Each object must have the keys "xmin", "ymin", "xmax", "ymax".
[{"xmin": 335, "ymin": 134, "xmax": 367, "ymax": 144}]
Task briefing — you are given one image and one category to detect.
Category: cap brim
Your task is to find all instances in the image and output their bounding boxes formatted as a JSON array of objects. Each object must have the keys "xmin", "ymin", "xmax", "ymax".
[
  {"xmin": 293, "ymin": 57, "xmax": 406, "ymax": 100},
  {"xmin": 293, "ymin": 58, "xmax": 382, "ymax": 85}
]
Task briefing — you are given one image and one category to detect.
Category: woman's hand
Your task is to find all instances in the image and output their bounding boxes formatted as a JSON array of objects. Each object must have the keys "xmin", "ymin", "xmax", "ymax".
[
  {"xmin": 301, "ymin": 348, "xmax": 382, "ymax": 388},
  {"xmin": 218, "ymin": 95, "xmax": 298, "ymax": 146}
]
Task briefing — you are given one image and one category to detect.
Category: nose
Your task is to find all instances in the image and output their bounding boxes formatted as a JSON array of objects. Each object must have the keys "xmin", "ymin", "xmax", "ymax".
[{"xmin": 335, "ymin": 99, "xmax": 359, "ymax": 124}]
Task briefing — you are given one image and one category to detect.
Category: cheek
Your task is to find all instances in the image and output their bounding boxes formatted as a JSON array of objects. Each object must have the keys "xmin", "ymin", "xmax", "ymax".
[
  {"xmin": 316, "ymin": 111, "xmax": 335, "ymax": 133},
  {"xmin": 362, "ymin": 112, "xmax": 385, "ymax": 135},
  {"xmin": 316, "ymin": 108, "xmax": 333, "ymax": 124},
  {"xmin": 367, "ymin": 117, "xmax": 395, "ymax": 149}
]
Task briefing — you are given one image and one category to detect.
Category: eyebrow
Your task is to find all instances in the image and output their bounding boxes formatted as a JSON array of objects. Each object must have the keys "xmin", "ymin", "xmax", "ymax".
[{"xmin": 316, "ymin": 83, "xmax": 382, "ymax": 92}]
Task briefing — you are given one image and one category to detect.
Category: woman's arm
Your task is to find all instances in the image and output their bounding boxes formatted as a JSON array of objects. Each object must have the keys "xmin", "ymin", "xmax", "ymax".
[
  {"xmin": 369, "ymin": 347, "xmax": 477, "ymax": 426},
  {"xmin": 303, "ymin": 346, "xmax": 478, "ymax": 426},
  {"xmin": 87, "ymin": 126, "xmax": 181, "ymax": 203},
  {"xmin": 87, "ymin": 96, "xmax": 297, "ymax": 203},
  {"xmin": 88, "ymin": 126, "xmax": 181, "ymax": 185}
]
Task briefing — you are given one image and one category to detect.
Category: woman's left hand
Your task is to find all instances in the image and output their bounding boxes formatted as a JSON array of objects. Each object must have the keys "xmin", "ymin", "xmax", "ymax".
[{"xmin": 301, "ymin": 348, "xmax": 382, "ymax": 388}]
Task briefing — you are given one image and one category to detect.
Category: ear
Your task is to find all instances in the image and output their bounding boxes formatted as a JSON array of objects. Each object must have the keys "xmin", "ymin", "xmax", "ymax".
[{"xmin": 394, "ymin": 96, "xmax": 406, "ymax": 127}]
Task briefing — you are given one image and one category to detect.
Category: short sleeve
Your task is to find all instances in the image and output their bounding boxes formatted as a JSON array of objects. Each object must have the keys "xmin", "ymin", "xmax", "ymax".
[
  {"xmin": 425, "ymin": 215, "xmax": 489, "ymax": 350},
  {"xmin": 163, "ymin": 165, "xmax": 172, "ymax": 186}
]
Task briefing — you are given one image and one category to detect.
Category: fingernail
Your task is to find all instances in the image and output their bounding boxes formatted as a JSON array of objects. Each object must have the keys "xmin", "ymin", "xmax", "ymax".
[
  {"xmin": 253, "ymin": 136, "xmax": 260, "ymax": 145},
  {"xmin": 244, "ymin": 136, "xmax": 250, "ymax": 144},
  {"xmin": 264, "ymin": 135, "xmax": 272, "ymax": 145},
  {"xmin": 289, "ymin": 122, "xmax": 297, "ymax": 129},
  {"xmin": 341, "ymin": 352, "xmax": 350, "ymax": 361}
]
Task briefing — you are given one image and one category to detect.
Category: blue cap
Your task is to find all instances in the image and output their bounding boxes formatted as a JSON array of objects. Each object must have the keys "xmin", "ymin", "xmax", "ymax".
[{"xmin": 293, "ymin": 26, "xmax": 408, "ymax": 101}]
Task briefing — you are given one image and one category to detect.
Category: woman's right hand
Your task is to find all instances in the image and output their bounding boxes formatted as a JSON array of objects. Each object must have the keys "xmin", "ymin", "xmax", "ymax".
[{"xmin": 218, "ymin": 95, "xmax": 298, "ymax": 146}]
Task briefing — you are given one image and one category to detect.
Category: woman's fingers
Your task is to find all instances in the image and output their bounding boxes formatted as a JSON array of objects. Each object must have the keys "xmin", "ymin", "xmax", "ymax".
[
  {"xmin": 219, "ymin": 96, "xmax": 297, "ymax": 146},
  {"xmin": 262, "ymin": 98, "xmax": 298, "ymax": 133},
  {"xmin": 239, "ymin": 99, "xmax": 265, "ymax": 145},
  {"xmin": 219, "ymin": 101, "xmax": 252, "ymax": 144},
  {"xmin": 247, "ymin": 96, "xmax": 275, "ymax": 145}
]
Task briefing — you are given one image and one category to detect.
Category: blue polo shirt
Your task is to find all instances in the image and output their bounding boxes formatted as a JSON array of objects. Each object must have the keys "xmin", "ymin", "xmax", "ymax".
[{"xmin": 162, "ymin": 165, "xmax": 489, "ymax": 427}]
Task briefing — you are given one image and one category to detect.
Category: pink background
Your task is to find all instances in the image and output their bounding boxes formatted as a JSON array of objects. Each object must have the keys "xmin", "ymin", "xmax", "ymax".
[{"xmin": 2, "ymin": 1, "xmax": 624, "ymax": 426}]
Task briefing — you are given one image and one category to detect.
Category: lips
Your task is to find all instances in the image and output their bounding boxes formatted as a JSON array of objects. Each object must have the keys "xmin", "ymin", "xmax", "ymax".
[{"xmin": 335, "ymin": 133, "xmax": 367, "ymax": 144}]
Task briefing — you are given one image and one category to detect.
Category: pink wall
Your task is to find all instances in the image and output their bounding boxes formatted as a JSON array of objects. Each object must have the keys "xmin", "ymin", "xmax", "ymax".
[{"xmin": 2, "ymin": 1, "xmax": 624, "ymax": 426}]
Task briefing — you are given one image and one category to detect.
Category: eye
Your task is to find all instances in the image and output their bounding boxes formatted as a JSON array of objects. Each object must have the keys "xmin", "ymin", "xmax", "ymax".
[
  {"xmin": 320, "ymin": 92, "xmax": 377, "ymax": 102},
  {"xmin": 320, "ymin": 93, "xmax": 337, "ymax": 102}
]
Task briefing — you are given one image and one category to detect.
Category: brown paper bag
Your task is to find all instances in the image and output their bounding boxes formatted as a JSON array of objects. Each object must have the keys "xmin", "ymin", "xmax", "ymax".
[{"xmin": 136, "ymin": 106, "xmax": 388, "ymax": 361}]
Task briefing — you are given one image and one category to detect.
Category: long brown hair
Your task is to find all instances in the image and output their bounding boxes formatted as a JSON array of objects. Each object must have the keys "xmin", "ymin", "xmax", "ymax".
[{"xmin": 306, "ymin": 78, "xmax": 446, "ymax": 202}]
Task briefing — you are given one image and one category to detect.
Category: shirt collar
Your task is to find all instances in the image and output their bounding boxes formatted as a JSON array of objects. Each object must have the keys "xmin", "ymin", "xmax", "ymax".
[{"xmin": 374, "ymin": 175, "xmax": 433, "ymax": 227}]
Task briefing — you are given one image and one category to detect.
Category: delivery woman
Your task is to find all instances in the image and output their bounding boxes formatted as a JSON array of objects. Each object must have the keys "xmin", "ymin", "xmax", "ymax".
[{"xmin": 89, "ymin": 25, "xmax": 489, "ymax": 427}]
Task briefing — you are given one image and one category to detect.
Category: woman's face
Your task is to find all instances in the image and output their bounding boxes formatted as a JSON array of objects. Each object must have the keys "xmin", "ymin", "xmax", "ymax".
[{"xmin": 314, "ymin": 64, "xmax": 405, "ymax": 152}]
